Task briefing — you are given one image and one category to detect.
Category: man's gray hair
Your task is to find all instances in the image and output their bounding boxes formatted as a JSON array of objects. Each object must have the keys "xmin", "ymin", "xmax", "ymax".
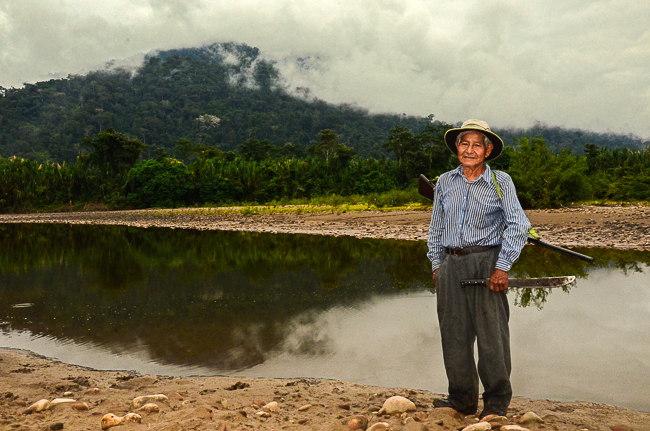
[{"xmin": 456, "ymin": 130, "xmax": 492, "ymax": 150}]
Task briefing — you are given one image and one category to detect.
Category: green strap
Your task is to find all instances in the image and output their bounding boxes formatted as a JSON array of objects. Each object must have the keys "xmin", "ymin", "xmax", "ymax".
[
  {"xmin": 491, "ymin": 171, "xmax": 502, "ymax": 200},
  {"xmin": 491, "ymin": 171, "xmax": 540, "ymax": 239}
]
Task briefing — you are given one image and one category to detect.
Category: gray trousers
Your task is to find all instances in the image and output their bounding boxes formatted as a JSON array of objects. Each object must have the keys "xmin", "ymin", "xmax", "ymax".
[{"xmin": 436, "ymin": 246, "xmax": 511, "ymax": 414}]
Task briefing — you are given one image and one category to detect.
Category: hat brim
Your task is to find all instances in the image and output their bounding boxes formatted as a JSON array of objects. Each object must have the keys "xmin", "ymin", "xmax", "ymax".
[{"xmin": 444, "ymin": 127, "xmax": 504, "ymax": 161}]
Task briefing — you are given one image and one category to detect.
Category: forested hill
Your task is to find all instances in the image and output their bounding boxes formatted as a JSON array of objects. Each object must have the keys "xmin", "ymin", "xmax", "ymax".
[
  {"xmin": 495, "ymin": 124, "xmax": 648, "ymax": 155},
  {"xmin": 0, "ymin": 42, "xmax": 429, "ymax": 163},
  {"xmin": 0, "ymin": 42, "xmax": 648, "ymax": 163}
]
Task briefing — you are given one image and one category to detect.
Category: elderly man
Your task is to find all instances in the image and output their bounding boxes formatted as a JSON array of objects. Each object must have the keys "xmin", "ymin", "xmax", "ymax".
[{"xmin": 427, "ymin": 119, "xmax": 531, "ymax": 418}]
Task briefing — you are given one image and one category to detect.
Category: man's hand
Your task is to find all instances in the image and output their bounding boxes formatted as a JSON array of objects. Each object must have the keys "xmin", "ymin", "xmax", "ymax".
[
  {"xmin": 489, "ymin": 269, "xmax": 509, "ymax": 291},
  {"xmin": 432, "ymin": 269, "xmax": 438, "ymax": 287}
]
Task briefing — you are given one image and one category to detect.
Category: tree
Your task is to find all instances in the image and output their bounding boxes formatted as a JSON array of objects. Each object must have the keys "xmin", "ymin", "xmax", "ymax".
[
  {"xmin": 384, "ymin": 126, "xmax": 423, "ymax": 184},
  {"xmin": 416, "ymin": 123, "xmax": 453, "ymax": 175},
  {"xmin": 175, "ymin": 139, "xmax": 223, "ymax": 163},
  {"xmin": 253, "ymin": 60, "xmax": 280, "ymax": 89},
  {"xmin": 238, "ymin": 139, "xmax": 277, "ymax": 161},
  {"xmin": 334, "ymin": 144, "xmax": 357, "ymax": 168},
  {"xmin": 508, "ymin": 137, "xmax": 590, "ymax": 208},
  {"xmin": 84, "ymin": 129, "xmax": 148, "ymax": 176},
  {"xmin": 124, "ymin": 158, "xmax": 193, "ymax": 208},
  {"xmin": 315, "ymin": 129, "xmax": 339, "ymax": 166},
  {"xmin": 281, "ymin": 142, "xmax": 304, "ymax": 159}
]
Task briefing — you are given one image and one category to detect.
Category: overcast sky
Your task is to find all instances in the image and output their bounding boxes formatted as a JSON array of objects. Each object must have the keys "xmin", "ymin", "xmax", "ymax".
[{"xmin": 1, "ymin": 0, "xmax": 649, "ymax": 138}]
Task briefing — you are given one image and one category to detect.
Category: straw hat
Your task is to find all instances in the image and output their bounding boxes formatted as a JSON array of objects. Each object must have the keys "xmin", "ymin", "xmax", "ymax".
[{"xmin": 443, "ymin": 119, "xmax": 504, "ymax": 161}]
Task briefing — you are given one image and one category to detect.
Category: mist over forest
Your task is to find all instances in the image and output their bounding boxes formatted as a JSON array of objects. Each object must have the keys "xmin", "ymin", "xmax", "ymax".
[{"xmin": 1, "ymin": 42, "xmax": 647, "ymax": 164}]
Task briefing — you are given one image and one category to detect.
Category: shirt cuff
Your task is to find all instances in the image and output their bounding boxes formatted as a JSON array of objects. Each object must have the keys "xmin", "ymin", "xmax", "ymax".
[{"xmin": 495, "ymin": 258, "xmax": 512, "ymax": 272}]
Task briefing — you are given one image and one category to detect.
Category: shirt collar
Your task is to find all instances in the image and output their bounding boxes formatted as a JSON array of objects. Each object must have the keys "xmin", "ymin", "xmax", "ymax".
[{"xmin": 452, "ymin": 163, "xmax": 492, "ymax": 183}]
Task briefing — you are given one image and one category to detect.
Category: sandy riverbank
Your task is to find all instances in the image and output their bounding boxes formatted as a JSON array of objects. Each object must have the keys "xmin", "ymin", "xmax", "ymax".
[
  {"xmin": 2, "ymin": 348, "xmax": 649, "ymax": 431},
  {"xmin": 1, "ymin": 204, "xmax": 649, "ymax": 248}
]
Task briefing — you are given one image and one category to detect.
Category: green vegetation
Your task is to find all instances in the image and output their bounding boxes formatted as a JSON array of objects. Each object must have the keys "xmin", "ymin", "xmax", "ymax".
[
  {"xmin": 1, "ymin": 42, "xmax": 649, "ymax": 212},
  {"xmin": 2, "ymin": 126, "xmax": 650, "ymax": 213}
]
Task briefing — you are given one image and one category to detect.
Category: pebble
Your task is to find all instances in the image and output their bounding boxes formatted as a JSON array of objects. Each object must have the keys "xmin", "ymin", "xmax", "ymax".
[
  {"xmin": 518, "ymin": 412, "xmax": 543, "ymax": 424},
  {"xmin": 63, "ymin": 391, "xmax": 73, "ymax": 397},
  {"xmin": 263, "ymin": 401, "xmax": 279, "ymax": 412},
  {"xmin": 24, "ymin": 399, "xmax": 50, "ymax": 414},
  {"xmin": 105, "ymin": 413, "xmax": 121, "ymax": 426},
  {"xmin": 484, "ymin": 416, "xmax": 509, "ymax": 426},
  {"xmin": 137, "ymin": 403, "xmax": 160, "ymax": 413},
  {"xmin": 101, "ymin": 413, "xmax": 142, "ymax": 430},
  {"xmin": 404, "ymin": 422, "xmax": 429, "ymax": 431},
  {"xmin": 462, "ymin": 423, "xmax": 492, "ymax": 431},
  {"xmin": 85, "ymin": 388, "xmax": 101, "ymax": 395},
  {"xmin": 347, "ymin": 415, "xmax": 368, "ymax": 430},
  {"xmin": 501, "ymin": 426, "xmax": 530, "ymax": 431},
  {"xmin": 368, "ymin": 422, "xmax": 391, "ymax": 431},
  {"xmin": 50, "ymin": 423, "xmax": 64, "ymax": 430},
  {"xmin": 49, "ymin": 398, "xmax": 76, "ymax": 409},
  {"xmin": 71, "ymin": 402, "xmax": 89, "ymax": 411},
  {"xmin": 378, "ymin": 396, "xmax": 416, "ymax": 415},
  {"xmin": 298, "ymin": 404, "xmax": 312, "ymax": 411},
  {"xmin": 130, "ymin": 394, "xmax": 168, "ymax": 410}
]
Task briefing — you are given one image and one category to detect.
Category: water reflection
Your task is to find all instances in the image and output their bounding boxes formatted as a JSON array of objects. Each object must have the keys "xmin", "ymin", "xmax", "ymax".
[
  {"xmin": 0, "ymin": 223, "xmax": 434, "ymax": 371},
  {"xmin": 1, "ymin": 223, "xmax": 649, "ymax": 411}
]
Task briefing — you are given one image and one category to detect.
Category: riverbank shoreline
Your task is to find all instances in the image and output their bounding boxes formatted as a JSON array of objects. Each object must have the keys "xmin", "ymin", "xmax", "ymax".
[
  {"xmin": 1, "ymin": 204, "xmax": 649, "ymax": 249},
  {"xmin": 1, "ymin": 348, "xmax": 649, "ymax": 431}
]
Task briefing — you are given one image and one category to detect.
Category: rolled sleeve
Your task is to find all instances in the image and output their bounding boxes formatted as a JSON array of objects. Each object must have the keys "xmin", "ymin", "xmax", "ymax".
[
  {"xmin": 427, "ymin": 179, "xmax": 445, "ymax": 272},
  {"xmin": 495, "ymin": 174, "xmax": 531, "ymax": 271}
]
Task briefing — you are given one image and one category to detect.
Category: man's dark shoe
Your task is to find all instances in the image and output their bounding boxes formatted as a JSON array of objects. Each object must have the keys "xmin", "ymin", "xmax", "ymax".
[
  {"xmin": 432, "ymin": 398, "xmax": 476, "ymax": 416},
  {"xmin": 432, "ymin": 398, "xmax": 453, "ymax": 409}
]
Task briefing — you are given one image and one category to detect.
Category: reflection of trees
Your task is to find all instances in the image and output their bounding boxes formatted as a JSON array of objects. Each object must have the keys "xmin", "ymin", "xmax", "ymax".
[
  {"xmin": 0, "ymin": 224, "xmax": 432, "ymax": 294},
  {"xmin": 0, "ymin": 224, "xmax": 432, "ymax": 370},
  {"xmin": 510, "ymin": 244, "xmax": 650, "ymax": 308},
  {"xmin": 511, "ymin": 283, "xmax": 576, "ymax": 310},
  {"xmin": 1, "ymin": 223, "xmax": 648, "ymax": 370},
  {"xmin": 383, "ymin": 241, "xmax": 431, "ymax": 290}
]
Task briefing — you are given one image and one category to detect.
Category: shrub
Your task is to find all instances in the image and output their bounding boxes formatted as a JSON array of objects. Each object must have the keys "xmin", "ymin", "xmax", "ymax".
[{"xmin": 124, "ymin": 158, "xmax": 193, "ymax": 208}]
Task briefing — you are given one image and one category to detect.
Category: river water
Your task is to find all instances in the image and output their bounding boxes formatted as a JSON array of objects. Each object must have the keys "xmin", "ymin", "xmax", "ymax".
[{"xmin": 1, "ymin": 223, "xmax": 649, "ymax": 411}]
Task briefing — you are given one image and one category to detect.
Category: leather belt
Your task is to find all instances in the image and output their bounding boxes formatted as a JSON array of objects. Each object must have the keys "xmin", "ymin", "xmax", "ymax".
[{"xmin": 445, "ymin": 245, "xmax": 498, "ymax": 256}]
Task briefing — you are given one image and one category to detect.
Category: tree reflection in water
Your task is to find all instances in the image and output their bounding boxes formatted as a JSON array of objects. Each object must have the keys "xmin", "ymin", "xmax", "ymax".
[{"xmin": 0, "ymin": 223, "xmax": 648, "ymax": 371}]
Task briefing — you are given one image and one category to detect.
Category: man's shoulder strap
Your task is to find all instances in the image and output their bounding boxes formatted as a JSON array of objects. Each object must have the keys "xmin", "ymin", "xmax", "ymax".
[
  {"xmin": 490, "ymin": 170, "xmax": 540, "ymax": 239},
  {"xmin": 490, "ymin": 171, "xmax": 503, "ymax": 200}
]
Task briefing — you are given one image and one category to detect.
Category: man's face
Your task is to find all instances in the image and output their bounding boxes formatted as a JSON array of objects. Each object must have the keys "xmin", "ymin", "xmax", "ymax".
[{"xmin": 456, "ymin": 131, "xmax": 493, "ymax": 169}]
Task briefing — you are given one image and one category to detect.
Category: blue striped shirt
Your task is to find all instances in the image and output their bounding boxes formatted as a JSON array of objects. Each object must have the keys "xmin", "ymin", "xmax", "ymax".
[{"xmin": 427, "ymin": 164, "xmax": 531, "ymax": 272}]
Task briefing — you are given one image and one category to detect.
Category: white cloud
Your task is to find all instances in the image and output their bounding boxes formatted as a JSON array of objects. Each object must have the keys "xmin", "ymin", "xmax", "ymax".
[{"xmin": 1, "ymin": 0, "xmax": 649, "ymax": 138}]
